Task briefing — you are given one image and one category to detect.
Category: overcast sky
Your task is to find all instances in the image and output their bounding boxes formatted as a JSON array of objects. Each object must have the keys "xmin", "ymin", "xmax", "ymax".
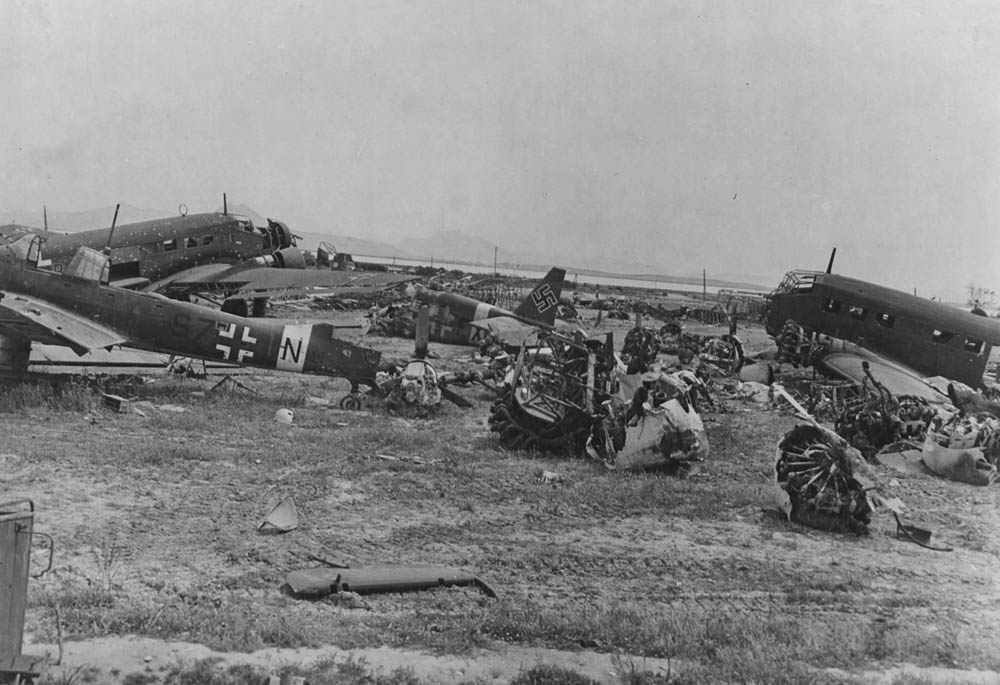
[{"xmin": 3, "ymin": 1, "xmax": 999, "ymax": 299}]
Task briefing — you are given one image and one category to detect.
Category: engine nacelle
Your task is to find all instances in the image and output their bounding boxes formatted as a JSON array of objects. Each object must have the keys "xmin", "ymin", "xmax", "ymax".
[
  {"xmin": 272, "ymin": 247, "xmax": 307, "ymax": 269},
  {"xmin": 266, "ymin": 219, "xmax": 296, "ymax": 249}
]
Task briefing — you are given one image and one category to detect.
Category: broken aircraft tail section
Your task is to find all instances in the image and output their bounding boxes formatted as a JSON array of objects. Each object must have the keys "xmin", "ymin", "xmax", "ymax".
[{"xmin": 513, "ymin": 267, "xmax": 565, "ymax": 326}]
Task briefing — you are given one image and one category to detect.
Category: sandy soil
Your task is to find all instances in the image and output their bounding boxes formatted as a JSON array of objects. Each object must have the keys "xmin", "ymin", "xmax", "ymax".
[{"xmin": 4, "ymin": 310, "xmax": 1000, "ymax": 684}]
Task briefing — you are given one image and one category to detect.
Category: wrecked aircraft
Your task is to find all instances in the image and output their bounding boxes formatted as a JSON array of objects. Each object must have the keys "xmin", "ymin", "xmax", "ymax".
[
  {"xmin": 370, "ymin": 267, "xmax": 570, "ymax": 350},
  {"xmin": 0, "ymin": 234, "xmax": 383, "ymax": 400},
  {"xmin": 32, "ymin": 202, "xmax": 415, "ymax": 317},
  {"xmin": 766, "ymin": 262, "xmax": 1000, "ymax": 389}
]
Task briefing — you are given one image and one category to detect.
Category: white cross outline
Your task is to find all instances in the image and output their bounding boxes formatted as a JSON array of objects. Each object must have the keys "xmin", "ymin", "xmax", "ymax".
[
  {"xmin": 237, "ymin": 326, "xmax": 257, "ymax": 362},
  {"xmin": 531, "ymin": 283, "xmax": 558, "ymax": 312},
  {"xmin": 216, "ymin": 322, "xmax": 256, "ymax": 362}
]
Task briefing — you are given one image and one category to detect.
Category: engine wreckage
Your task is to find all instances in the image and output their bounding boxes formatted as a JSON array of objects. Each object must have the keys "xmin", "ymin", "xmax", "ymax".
[{"xmin": 774, "ymin": 423, "xmax": 878, "ymax": 534}]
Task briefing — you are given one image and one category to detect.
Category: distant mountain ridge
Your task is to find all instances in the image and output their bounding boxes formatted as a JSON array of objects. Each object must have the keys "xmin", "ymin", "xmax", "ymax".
[{"xmin": 0, "ymin": 203, "xmax": 772, "ymax": 290}]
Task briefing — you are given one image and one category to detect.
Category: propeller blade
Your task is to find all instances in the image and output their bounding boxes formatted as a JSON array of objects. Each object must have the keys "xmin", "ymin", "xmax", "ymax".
[{"xmin": 415, "ymin": 304, "xmax": 430, "ymax": 360}]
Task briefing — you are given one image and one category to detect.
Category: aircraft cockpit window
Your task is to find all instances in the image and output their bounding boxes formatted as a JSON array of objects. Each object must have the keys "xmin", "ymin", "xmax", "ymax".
[
  {"xmin": 964, "ymin": 338, "xmax": 985, "ymax": 354},
  {"xmin": 185, "ymin": 237, "xmax": 197, "ymax": 248},
  {"xmin": 822, "ymin": 298, "xmax": 841, "ymax": 314},
  {"xmin": 848, "ymin": 305, "xmax": 867, "ymax": 320},
  {"xmin": 4, "ymin": 234, "xmax": 42, "ymax": 265},
  {"xmin": 875, "ymin": 313, "xmax": 895, "ymax": 328},
  {"xmin": 239, "ymin": 221, "xmax": 254, "ymax": 233},
  {"xmin": 202, "ymin": 235, "xmax": 214, "ymax": 246},
  {"xmin": 162, "ymin": 239, "xmax": 178, "ymax": 252},
  {"xmin": 931, "ymin": 329, "xmax": 955, "ymax": 344}
]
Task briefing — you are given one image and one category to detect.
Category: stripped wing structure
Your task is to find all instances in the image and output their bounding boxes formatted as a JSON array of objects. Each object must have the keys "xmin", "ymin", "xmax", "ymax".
[{"xmin": 0, "ymin": 291, "xmax": 126, "ymax": 354}]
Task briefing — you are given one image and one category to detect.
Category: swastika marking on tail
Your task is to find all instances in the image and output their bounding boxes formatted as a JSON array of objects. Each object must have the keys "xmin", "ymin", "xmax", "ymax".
[{"xmin": 531, "ymin": 284, "xmax": 558, "ymax": 313}]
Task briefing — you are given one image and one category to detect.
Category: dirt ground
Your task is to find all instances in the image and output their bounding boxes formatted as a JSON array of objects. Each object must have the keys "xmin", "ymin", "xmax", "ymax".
[{"xmin": 4, "ymin": 308, "xmax": 1000, "ymax": 684}]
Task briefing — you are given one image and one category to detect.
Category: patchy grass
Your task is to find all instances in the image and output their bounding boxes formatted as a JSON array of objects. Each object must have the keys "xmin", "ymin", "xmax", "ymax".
[
  {"xmin": 0, "ymin": 376, "xmax": 97, "ymax": 412},
  {"xmin": 508, "ymin": 664, "xmax": 601, "ymax": 685},
  {"xmin": 10, "ymin": 338, "xmax": 1000, "ymax": 683},
  {"xmin": 34, "ymin": 581, "xmax": 327, "ymax": 652}
]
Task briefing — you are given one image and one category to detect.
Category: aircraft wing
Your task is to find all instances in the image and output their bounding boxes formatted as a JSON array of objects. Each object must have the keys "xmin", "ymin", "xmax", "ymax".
[
  {"xmin": 149, "ymin": 264, "xmax": 417, "ymax": 299},
  {"xmin": 0, "ymin": 291, "xmax": 128, "ymax": 355},
  {"xmin": 818, "ymin": 351, "xmax": 949, "ymax": 404}
]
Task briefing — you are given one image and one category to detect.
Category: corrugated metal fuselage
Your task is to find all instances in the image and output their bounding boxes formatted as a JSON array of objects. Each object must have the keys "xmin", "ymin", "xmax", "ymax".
[{"xmin": 766, "ymin": 272, "xmax": 1000, "ymax": 387}]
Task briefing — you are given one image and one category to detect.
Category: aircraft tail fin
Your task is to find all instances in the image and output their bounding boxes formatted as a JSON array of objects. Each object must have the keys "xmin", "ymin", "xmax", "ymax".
[{"xmin": 513, "ymin": 267, "xmax": 565, "ymax": 325}]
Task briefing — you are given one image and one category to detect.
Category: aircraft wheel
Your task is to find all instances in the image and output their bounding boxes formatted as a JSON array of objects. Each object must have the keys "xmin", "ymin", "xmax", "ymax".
[{"xmin": 340, "ymin": 395, "xmax": 362, "ymax": 410}]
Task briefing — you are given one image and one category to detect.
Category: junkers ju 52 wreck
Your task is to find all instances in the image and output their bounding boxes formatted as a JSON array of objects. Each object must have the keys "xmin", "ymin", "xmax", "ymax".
[
  {"xmin": 766, "ymin": 251, "xmax": 1000, "ymax": 390},
  {"xmin": 26, "ymin": 199, "xmax": 415, "ymax": 317},
  {"xmin": 765, "ymin": 252, "xmax": 1000, "ymax": 534}
]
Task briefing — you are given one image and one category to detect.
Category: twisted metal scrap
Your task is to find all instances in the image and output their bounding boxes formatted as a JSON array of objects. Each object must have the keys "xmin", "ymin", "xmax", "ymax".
[
  {"xmin": 488, "ymin": 332, "xmax": 618, "ymax": 455},
  {"xmin": 835, "ymin": 364, "xmax": 936, "ymax": 459}
]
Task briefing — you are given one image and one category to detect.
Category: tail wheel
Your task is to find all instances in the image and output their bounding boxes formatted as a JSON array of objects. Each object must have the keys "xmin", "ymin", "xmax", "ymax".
[{"xmin": 340, "ymin": 394, "xmax": 362, "ymax": 410}]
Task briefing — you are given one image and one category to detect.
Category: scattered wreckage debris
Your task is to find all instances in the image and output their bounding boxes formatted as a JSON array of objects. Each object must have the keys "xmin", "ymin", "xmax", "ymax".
[
  {"xmin": 921, "ymin": 409, "xmax": 1000, "ymax": 485},
  {"xmin": 782, "ymin": 378, "xmax": 861, "ymax": 423},
  {"xmin": 772, "ymin": 385, "xmax": 958, "ymax": 548},
  {"xmin": 834, "ymin": 362, "xmax": 936, "ymax": 459},
  {"xmin": 626, "ymin": 323, "xmax": 744, "ymax": 378},
  {"xmin": 538, "ymin": 469, "xmax": 565, "ymax": 486},
  {"xmin": 286, "ymin": 564, "xmax": 497, "ymax": 599},
  {"xmin": 828, "ymin": 373, "xmax": 1000, "ymax": 485},
  {"xmin": 697, "ymin": 334, "xmax": 744, "ymax": 375},
  {"xmin": 101, "ymin": 392, "xmax": 131, "ymax": 413},
  {"xmin": 774, "ymin": 320, "xmax": 825, "ymax": 369},
  {"xmin": 258, "ymin": 497, "xmax": 299, "ymax": 534},
  {"xmin": 372, "ymin": 453, "xmax": 441, "ymax": 465},
  {"xmin": 379, "ymin": 358, "xmax": 443, "ymax": 415},
  {"xmin": 891, "ymin": 511, "xmax": 953, "ymax": 552},
  {"xmin": 620, "ymin": 326, "xmax": 662, "ymax": 374},
  {"xmin": 488, "ymin": 330, "xmax": 709, "ymax": 473},
  {"xmin": 771, "ymin": 385, "xmax": 898, "ymax": 534},
  {"xmin": 488, "ymin": 332, "xmax": 619, "ymax": 454},
  {"xmin": 350, "ymin": 305, "xmax": 476, "ymax": 415}
]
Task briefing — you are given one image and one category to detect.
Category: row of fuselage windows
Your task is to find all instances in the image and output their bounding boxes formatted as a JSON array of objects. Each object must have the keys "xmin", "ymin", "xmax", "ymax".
[
  {"xmin": 821, "ymin": 297, "xmax": 985, "ymax": 355},
  {"xmin": 161, "ymin": 234, "xmax": 215, "ymax": 252}
]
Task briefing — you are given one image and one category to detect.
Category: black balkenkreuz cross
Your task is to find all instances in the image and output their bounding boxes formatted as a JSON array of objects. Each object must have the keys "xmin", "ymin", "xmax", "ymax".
[{"xmin": 216, "ymin": 322, "xmax": 257, "ymax": 362}]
